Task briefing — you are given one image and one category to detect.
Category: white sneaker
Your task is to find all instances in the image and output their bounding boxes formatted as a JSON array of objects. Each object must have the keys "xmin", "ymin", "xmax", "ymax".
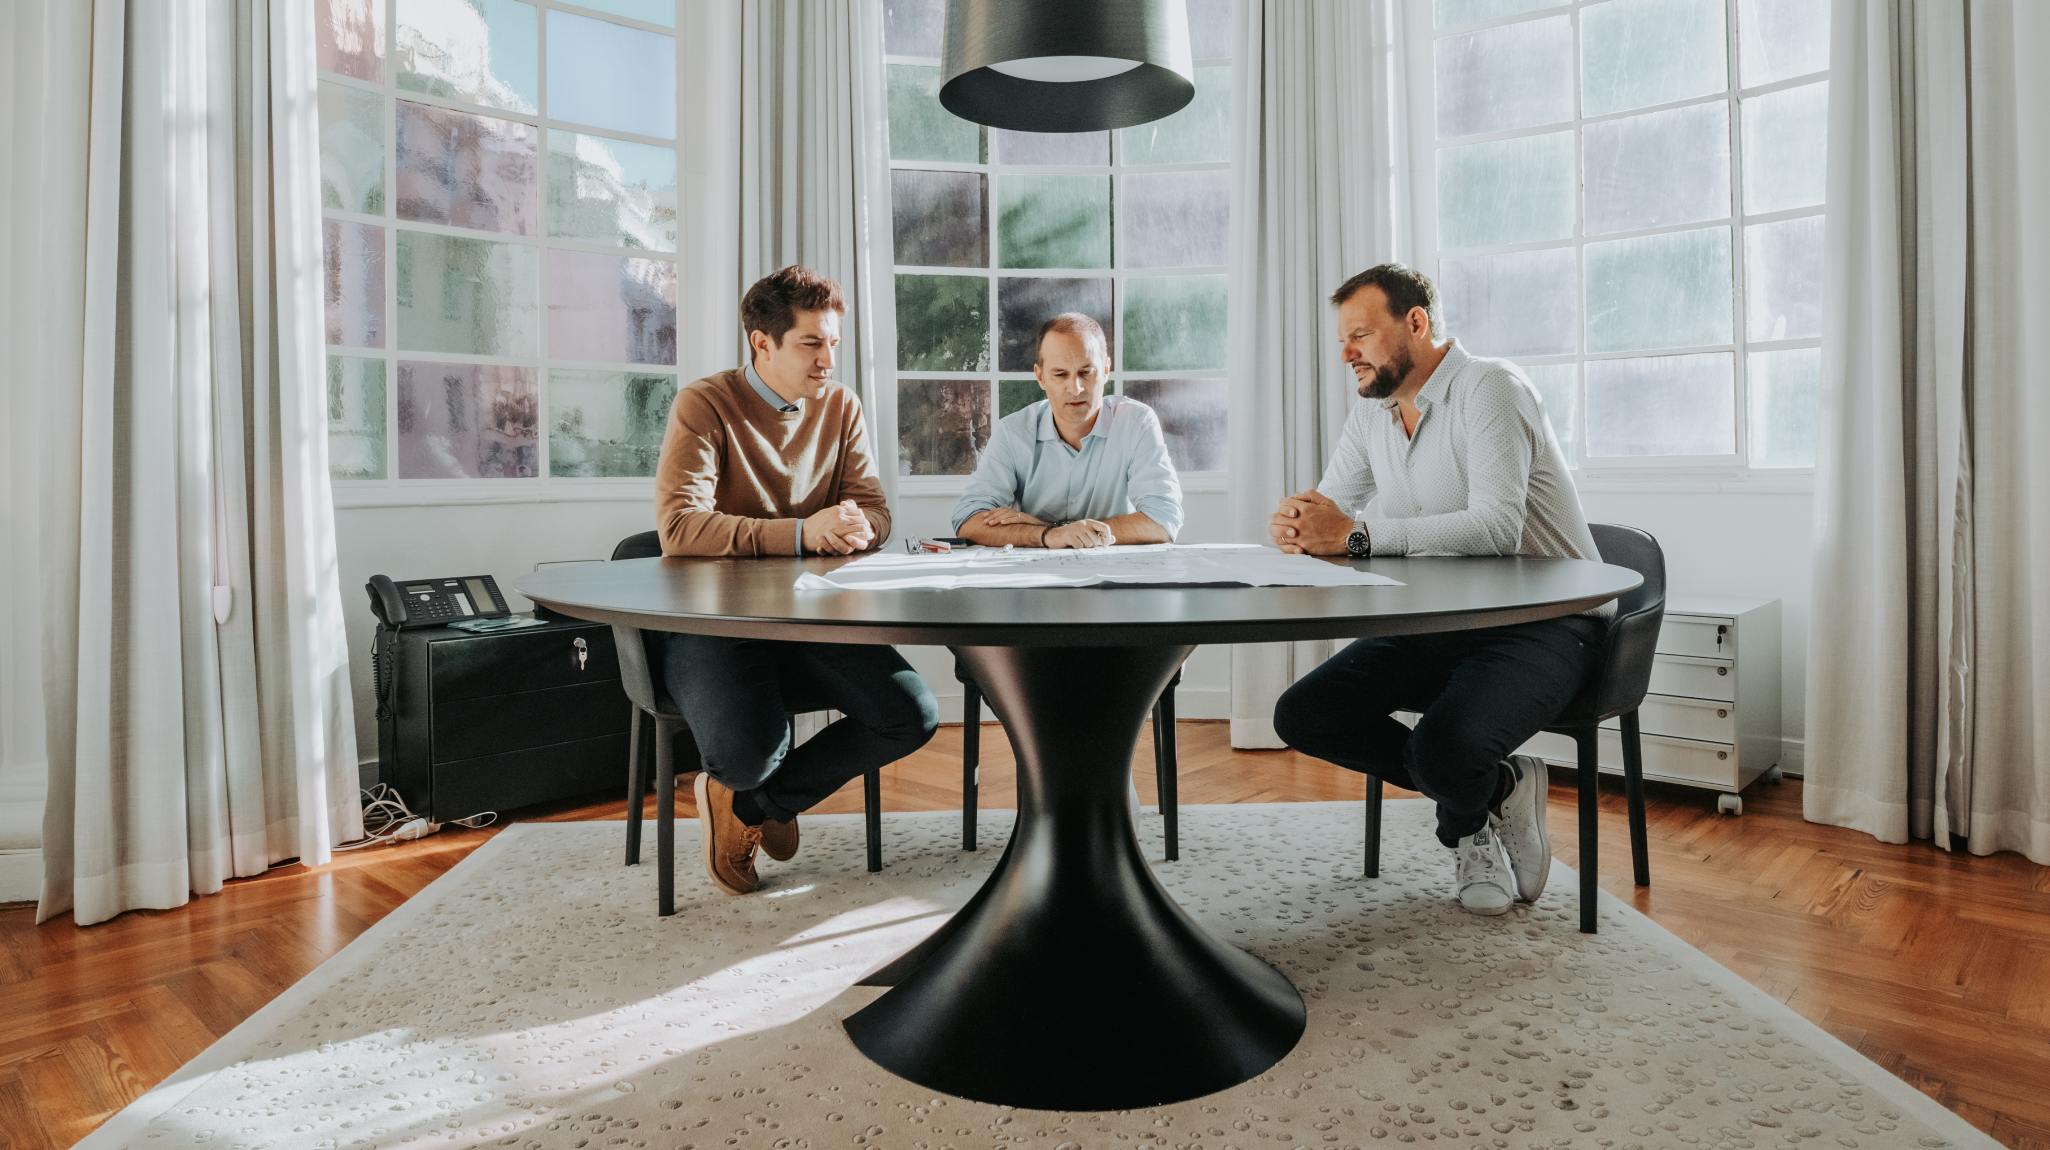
[
  {"xmin": 1491, "ymin": 754, "xmax": 1552, "ymax": 903},
  {"xmin": 1453, "ymin": 824, "xmax": 1516, "ymax": 916}
]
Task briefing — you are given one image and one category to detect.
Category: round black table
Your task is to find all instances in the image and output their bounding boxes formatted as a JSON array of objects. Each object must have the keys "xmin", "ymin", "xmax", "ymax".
[{"xmin": 516, "ymin": 553, "xmax": 1638, "ymax": 1111}]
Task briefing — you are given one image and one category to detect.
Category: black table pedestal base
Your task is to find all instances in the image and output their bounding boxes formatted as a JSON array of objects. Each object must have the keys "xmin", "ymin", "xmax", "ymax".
[{"xmin": 843, "ymin": 644, "xmax": 1305, "ymax": 1111}]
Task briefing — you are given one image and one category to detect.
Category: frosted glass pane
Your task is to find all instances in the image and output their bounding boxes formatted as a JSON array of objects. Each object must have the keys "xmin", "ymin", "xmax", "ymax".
[
  {"xmin": 1739, "ymin": 0, "xmax": 1829, "ymax": 87},
  {"xmin": 1122, "ymin": 378, "xmax": 1227, "ymax": 471},
  {"xmin": 1187, "ymin": 0, "xmax": 1233, "ymax": 59},
  {"xmin": 394, "ymin": 231, "xmax": 538, "ymax": 357},
  {"xmin": 549, "ymin": 369, "xmax": 677, "ymax": 477},
  {"xmin": 1436, "ymin": 0, "xmax": 1561, "ymax": 29},
  {"xmin": 884, "ymin": 0, "xmax": 944, "ymax": 58},
  {"xmin": 889, "ymin": 65, "xmax": 983, "ymax": 163},
  {"xmin": 994, "ymin": 129, "xmax": 1109, "ymax": 166},
  {"xmin": 998, "ymin": 379, "xmax": 1042, "ymax": 418},
  {"xmin": 1123, "ymin": 276, "xmax": 1227, "ymax": 372},
  {"xmin": 1584, "ymin": 102, "xmax": 1730, "ymax": 235},
  {"xmin": 1435, "ymin": 17, "xmax": 1572, "ymax": 137},
  {"xmin": 897, "ymin": 381, "xmax": 992, "ymax": 475},
  {"xmin": 1121, "ymin": 170, "xmax": 1229, "ymax": 268},
  {"xmin": 892, "ymin": 170, "xmax": 988, "ymax": 268},
  {"xmin": 1585, "ymin": 227, "xmax": 1732, "ymax": 353},
  {"xmin": 1519, "ymin": 363, "xmax": 1579, "ymax": 465},
  {"xmin": 1121, "ymin": 65, "xmax": 1230, "ymax": 165},
  {"xmin": 1437, "ymin": 131, "xmax": 1574, "ymax": 249},
  {"xmin": 896, "ymin": 275, "xmax": 990, "ymax": 371},
  {"xmin": 396, "ymin": 361, "xmax": 538, "ymax": 478},
  {"xmin": 316, "ymin": 0, "xmax": 385, "ymax": 82},
  {"xmin": 547, "ymin": 9, "xmax": 676, "ymax": 139},
  {"xmin": 1439, "ymin": 247, "xmax": 1577, "ymax": 357},
  {"xmin": 547, "ymin": 130, "xmax": 677, "ymax": 252},
  {"xmin": 395, "ymin": 0, "xmax": 538, "ymax": 114},
  {"xmin": 394, "ymin": 100, "xmax": 538, "ymax": 234},
  {"xmin": 1745, "ymin": 215, "xmax": 1823, "ymax": 341},
  {"xmin": 323, "ymin": 220, "xmax": 385, "ymax": 348},
  {"xmin": 564, "ymin": 0, "xmax": 674, "ymax": 28},
  {"xmin": 1580, "ymin": 0, "xmax": 1726, "ymax": 117},
  {"xmin": 326, "ymin": 355, "xmax": 387, "ymax": 480},
  {"xmin": 547, "ymin": 250, "xmax": 677, "ymax": 365},
  {"xmin": 1747, "ymin": 347, "xmax": 1819, "ymax": 467},
  {"xmin": 1586, "ymin": 352, "xmax": 1734, "ymax": 456},
  {"xmin": 998, "ymin": 277, "xmax": 1112, "ymax": 371},
  {"xmin": 1742, "ymin": 81, "xmax": 1827, "ymax": 214},
  {"xmin": 319, "ymin": 82, "xmax": 384, "ymax": 214},
  {"xmin": 998, "ymin": 175, "xmax": 1110, "ymax": 269}
]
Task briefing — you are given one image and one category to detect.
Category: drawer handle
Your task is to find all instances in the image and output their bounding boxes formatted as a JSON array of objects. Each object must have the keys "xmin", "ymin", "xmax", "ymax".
[
  {"xmin": 1716, "ymin": 708, "xmax": 1728, "ymax": 719},
  {"xmin": 1716, "ymin": 751, "xmax": 1727, "ymax": 760},
  {"xmin": 573, "ymin": 636, "xmax": 589, "ymax": 671},
  {"xmin": 1716, "ymin": 666, "xmax": 1728, "ymax": 677}
]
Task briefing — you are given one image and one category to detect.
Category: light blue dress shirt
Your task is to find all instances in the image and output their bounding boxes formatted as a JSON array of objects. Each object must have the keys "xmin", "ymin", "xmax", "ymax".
[
  {"xmin": 743, "ymin": 361, "xmax": 804, "ymax": 555},
  {"xmin": 950, "ymin": 394, "xmax": 1184, "ymax": 538}
]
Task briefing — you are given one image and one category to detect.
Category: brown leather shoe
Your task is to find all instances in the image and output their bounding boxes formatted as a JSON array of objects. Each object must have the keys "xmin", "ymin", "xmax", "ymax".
[
  {"xmin": 694, "ymin": 772, "xmax": 761, "ymax": 895},
  {"xmin": 759, "ymin": 813, "xmax": 798, "ymax": 862}
]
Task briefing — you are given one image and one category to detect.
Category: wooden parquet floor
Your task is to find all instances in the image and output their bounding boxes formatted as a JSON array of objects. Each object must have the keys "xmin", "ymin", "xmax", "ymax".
[{"xmin": 4, "ymin": 722, "xmax": 2048, "ymax": 1149}]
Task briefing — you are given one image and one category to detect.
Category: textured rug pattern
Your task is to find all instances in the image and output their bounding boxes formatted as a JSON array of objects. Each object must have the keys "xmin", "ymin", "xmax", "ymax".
[{"xmin": 106, "ymin": 803, "xmax": 1989, "ymax": 1149}]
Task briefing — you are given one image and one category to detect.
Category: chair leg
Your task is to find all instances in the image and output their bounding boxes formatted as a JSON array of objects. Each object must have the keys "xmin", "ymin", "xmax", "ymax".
[
  {"xmin": 1364, "ymin": 775, "xmax": 1383, "ymax": 878},
  {"xmin": 1621, "ymin": 709, "xmax": 1650, "ymax": 887},
  {"xmin": 864, "ymin": 767, "xmax": 883, "ymax": 873},
  {"xmin": 962, "ymin": 681, "xmax": 981, "ymax": 851},
  {"xmin": 656, "ymin": 717, "xmax": 677, "ymax": 917},
  {"xmin": 625, "ymin": 708, "xmax": 647, "ymax": 866},
  {"xmin": 1154, "ymin": 690, "xmax": 1179, "ymax": 861},
  {"xmin": 1575, "ymin": 724, "xmax": 1599, "ymax": 934}
]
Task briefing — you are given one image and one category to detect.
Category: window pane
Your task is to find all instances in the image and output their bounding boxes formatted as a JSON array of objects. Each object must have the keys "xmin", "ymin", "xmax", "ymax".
[
  {"xmin": 1435, "ymin": 16, "xmax": 1572, "ymax": 137},
  {"xmin": 998, "ymin": 174, "xmax": 1110, "ymax": 269},
  {"xmin": 1584, "ymin": 227, "xmax": 1732, "ymax": 353},
  {"xmin": 1435, "ymin": 0, "xmax": 1561, "ymax": 29},
  {"xmin": 323, "ymin": 220, "xmax": 385, "ymax": 348},
  {"xmin": 1739, "ymin": 0, "xmax": 1829, "ymax": 87},
  {"xmin": 316, "ymin": 0, "xmax": 385, "ymax": 82},
  {"xmin": 394, "ymin": 100, "xmax": 538, "ymax": 234},
  {"xmin": 547, "ymin": 250, "xmax": 677, "ymax": 365},
  {"xmin": 1121, "ymin": 64, "xmax": 1230, "ymax": 165},
  {"xmin": 1121, "ymin": 170, "xmax": 1229, "ymax": 268},
  {"xmin": 396, "ymin": 361, "xmax": 539, "ymax": 477},
  {"xmin": 889, "ymin": 64, "xmax": 983, "ymax": 163},
  {"xmin": 1580, "ymin": 0, "xmax": 1726, "ymax": 117},
  {"xmin": 1585, "ymin": 352, "xmax": 1735, "ymax": 456},
  {"xmin": 994, "ymin": 129, "xmax": 1109, "ymax": 166},
  {"xmin": 319, "ymin": 81, "xmax": 384, "ymax": 214},
  {"xmin": 998, "ymin": 277, "xmax": 1112, "ymax": 371},
  {"xmin": 1742, "ymin": 81, "xmax": 1827, "ymax": 214},
  {"xmin": 546, "ymin": 129, "xmax": 678, "ymax": 252},
  {"xmin": 549, "ymin": 369, "xmax": 677, "ymax": 476},
  {"xmin": 1123, "ymin": 275, "xmax": 1227, "ymax": 372},
  {"xmin": 395, "ymin": 231, "xmax": 538, "ymax": 357},
  {"xmin": 1440, "ymin": 247, "xmax": 1577, "ymax": 357},
  {"xmin": 1745, "ymin": 214, "xmax": 1823, "ymax": 341},
  {"xmin": 1437, "ymin": 131, "xmax": 1574, "ymax": 249},
  {"xmin": 326, "ymin": 355, "xmax": 387, "ymax": 479},
  {"xmin": 884, "ymin": 0, "xmax": 944, "ymax": 58},
  {"xmin": 564, "ymin": 0, "xmax": 674, "ymax": 28},
  {"xmin": 897, "ymin": 380, "xmax": 992, "ymax": 475},
  {"xmin": 1583, "ymin": 102, "xmax": 1730, "ymax": 235},
  {"xmin": 897, "ymin": 274, "xmax": 990, "ymax": 371},
  {"xmin": 1747, "ymin": 347, "xmax": 1819, "ymax": 467},
  {"xmin": 1122, "ymin": 378, "xmax": 1227, "ymax": 471},
  {"xmin": 1187, "ymin": 0, "xmax": 1233, "ymax": 59},
  {"xmin": 547, "ymin": 9, "xmax": 676, "ymax": 139},
  {"xmin": 892, "ymin": 170, "xmax": 988, "ymax": 267},
  {"xmin": 999, "ymin": 379, "xmax": 1043, "ymax": 418},
  {"xmin": 1519, "ymin": 363, "xmax": 1579, "ymax": 466},
  {"xmin": 395, "ymin": 0, "xmax": 539, "ymax": 114}
]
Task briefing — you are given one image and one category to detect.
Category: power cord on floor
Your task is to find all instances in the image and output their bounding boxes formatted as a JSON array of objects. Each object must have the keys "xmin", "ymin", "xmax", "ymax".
[{"xmin": 335, "ymin": 783, "xmax": 496, "ymax": 851}]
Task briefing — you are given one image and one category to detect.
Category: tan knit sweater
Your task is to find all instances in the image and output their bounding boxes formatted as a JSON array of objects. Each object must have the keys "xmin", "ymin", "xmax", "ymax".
[{"xmin": 654, "ymin": 367, "xmax": 891, "ymax": 557}]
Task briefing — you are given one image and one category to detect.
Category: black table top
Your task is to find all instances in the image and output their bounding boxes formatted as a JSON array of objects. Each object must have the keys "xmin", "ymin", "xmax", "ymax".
[{"xmin": 515, "ymin": 552, "xmax": 1640, "ymax": 647}]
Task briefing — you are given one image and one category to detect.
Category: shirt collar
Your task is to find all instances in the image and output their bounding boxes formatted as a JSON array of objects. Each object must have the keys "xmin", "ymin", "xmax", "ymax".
[
  {"xmin": 1377, "ymin": 339, "xmax": 1467, "ymax": 412},
  {"xmin": 744, "ymin": 361, "xmax": 800, "ymax": 414},
  {"xmin": 1036, "ymin": 396, "xmax": 1113, "ymax": 443}
]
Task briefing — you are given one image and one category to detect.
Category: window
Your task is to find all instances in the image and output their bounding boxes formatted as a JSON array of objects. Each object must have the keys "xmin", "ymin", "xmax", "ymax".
[
  {"xmin": 882, "ymin": 0, "xmax": 1234, "ymax": 483},
  {"xmin": 315, "ymin": 0, "xmax": 681, "ymax": 488},
  {"xmin": 1416, "ymin": 0, "xmax": 1828, "ymax": 470}
]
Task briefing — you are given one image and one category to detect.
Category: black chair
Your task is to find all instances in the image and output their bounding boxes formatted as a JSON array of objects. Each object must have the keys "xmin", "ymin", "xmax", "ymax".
[
  {"xmin": 1363, "ymin": 524, "xmax": 1665, "ymax": 934},
  {"xmin": 609, "ymin": 531, "xmax": 881, "ymax": 916}
]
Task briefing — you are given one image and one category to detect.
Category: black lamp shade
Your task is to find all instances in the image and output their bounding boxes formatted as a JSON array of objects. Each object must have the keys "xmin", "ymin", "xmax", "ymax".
[{"xmin": 939, "ymin": 0, "xmax": 1195, "ymax": 133}]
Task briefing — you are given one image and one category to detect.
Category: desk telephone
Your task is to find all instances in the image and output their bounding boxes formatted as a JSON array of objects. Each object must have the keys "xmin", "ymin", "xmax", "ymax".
[{"xmin": 367, "ymin": 574, "xmax": 511, "ymax": 722}]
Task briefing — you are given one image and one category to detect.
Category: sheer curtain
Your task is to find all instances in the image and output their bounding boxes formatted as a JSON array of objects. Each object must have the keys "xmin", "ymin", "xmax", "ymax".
[
  {"xmin": 1804, "ymin": 0, "xmax": 2050, "ymax": 862},
  {"xmin": 1225, "ymin": 0, "xmax": 1416, "ymax": 745},
  {"xmin": 32, "ymin": 0, "xmax": 363, "ymax": 926}
]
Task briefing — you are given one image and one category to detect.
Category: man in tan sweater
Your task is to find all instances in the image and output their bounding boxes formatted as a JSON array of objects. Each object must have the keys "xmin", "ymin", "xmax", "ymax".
[{"xmin": 656, "ymin": 266, "xmax": 937, "ymax": 895}]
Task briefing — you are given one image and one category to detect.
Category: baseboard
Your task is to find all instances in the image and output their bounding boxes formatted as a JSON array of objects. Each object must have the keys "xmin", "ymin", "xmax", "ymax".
[
  {"xmin": 0, "ymin": 849, "xmax": 42, "ymax": 905},
  {"xmin": 1780, "ymin": 736, "xmax": 1804, "ymax": 779}
]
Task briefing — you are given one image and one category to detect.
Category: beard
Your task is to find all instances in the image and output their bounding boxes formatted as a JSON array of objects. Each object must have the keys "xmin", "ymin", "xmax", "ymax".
[{"xmin": 1357, "ymin": 346, "xmax": 1414, "ymax": 399}]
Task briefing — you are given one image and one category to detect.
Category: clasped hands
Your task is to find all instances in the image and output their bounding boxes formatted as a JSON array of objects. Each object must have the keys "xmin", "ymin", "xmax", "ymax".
[
  {"xmin": 803, "ymin": 499, "xmax": 875, "ymax": 555},
  {"xmin": 1267, "ymin": 489, "xmax": 1354, "ymax": 556},
  {"xmin": 981, "ymin": 507, "xmax": 1116, "ymax": 549}
]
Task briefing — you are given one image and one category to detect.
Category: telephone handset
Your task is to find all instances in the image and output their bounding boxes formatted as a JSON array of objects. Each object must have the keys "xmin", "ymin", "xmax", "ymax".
[{"xmin": 367, "ymin": 574, "xmax": 511, "ymax": 722}]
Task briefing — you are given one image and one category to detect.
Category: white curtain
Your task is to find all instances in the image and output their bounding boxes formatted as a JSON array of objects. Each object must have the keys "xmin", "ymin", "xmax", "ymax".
[
  {"xmin": 1225, "ymin": 0, "xmax": 1416, "ymax": 746},
  {"xmin": 29, "ymin": 0, "xmax": 364, "ymax": 926},
  {"xmin": 1805, "ymin": 0, "xmax": 2050, "ymax": 862}
]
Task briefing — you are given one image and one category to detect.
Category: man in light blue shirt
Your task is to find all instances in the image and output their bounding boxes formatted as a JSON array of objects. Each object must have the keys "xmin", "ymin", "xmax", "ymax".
[{"xmin": 950, "ymin": 314, "xmax": 1184, "ymax": 547}]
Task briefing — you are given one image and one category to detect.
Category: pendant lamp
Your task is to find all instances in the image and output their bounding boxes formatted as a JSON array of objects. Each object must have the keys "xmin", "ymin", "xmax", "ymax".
[{"xmin": 939, "ymin": 0, "xmax": 1194, "ymax": 133}]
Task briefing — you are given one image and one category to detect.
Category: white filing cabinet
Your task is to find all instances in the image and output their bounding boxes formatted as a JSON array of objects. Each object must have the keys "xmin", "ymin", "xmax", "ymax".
[{"xmin": 1515, "ymin": 596, "xmax": 1783, "ymax": 814}]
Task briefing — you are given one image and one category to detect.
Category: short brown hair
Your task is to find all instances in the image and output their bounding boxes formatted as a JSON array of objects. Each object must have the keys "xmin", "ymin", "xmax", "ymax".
[
  {"xmin": 741, "ymin": 265, "xmax": 845, "ymax": 346},
  {"xmin": 1034, "ymin": 312, "xmax": 1110, "ymax": 365},
  {"xmin": 1330, "ymin": 263, "xmax": 1440, "ymax": 333}
]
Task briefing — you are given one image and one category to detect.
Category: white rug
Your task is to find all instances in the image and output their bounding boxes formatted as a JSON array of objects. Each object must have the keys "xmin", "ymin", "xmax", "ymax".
[{"xmin": 87, "ymin": 802, "xmax": 1993, "ymax": 1149}]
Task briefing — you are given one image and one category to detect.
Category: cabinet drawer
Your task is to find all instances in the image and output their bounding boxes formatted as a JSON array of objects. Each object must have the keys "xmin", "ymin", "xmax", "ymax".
[
  {"xmin": 432, "ymin": 681, "xmax": 630, "ymax": 762},
  {"xmin": 1518, "ymin": 729, "xmax": 1739, "ymax": 790},
  {"xmin": 430, "ymin": 626, "xmax": 618, "ymax": 702},
  {"xmin": 1601, "ymin": 693, "xmax": 1735, "ymax": 743},
  {"xmin": 1659, "ymin": 617, "xmax": 1735, "ymax": 659},
  {"xmin": 431, "ymin": 732, "xmax": 626, "ymax": 821},
  {"xmin": 1647, "ymin": 654, "xmax": 1735, "ymax": 702}
]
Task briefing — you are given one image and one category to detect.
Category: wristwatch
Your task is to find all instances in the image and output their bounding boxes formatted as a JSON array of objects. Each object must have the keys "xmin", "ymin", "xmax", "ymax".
[{"xmin": 1345, "ymin": 521, "xmax": 1371, "ymax": 558}]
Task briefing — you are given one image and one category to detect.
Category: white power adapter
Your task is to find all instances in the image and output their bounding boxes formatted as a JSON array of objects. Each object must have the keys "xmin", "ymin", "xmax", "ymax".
[{"xmin": 391, "ymin": 818, "xmax": 439, "ymax": 841}]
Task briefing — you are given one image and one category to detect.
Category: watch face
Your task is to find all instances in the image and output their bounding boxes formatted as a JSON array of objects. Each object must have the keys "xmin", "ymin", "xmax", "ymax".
[{"xmin": 1346, "ymin": 529, "xmax": 1369, "ymax": 557}]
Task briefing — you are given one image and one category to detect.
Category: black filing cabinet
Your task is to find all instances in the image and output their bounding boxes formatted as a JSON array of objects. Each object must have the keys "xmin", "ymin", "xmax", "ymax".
[{"xmin": 377, "ymin": 617, "xmax": 631, "ymax": 822}]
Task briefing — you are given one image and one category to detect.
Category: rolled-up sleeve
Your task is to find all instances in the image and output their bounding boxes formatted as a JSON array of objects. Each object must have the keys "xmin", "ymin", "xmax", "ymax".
[
  {"xmin": 1124, "ymin": 405, "xmax": 1184, "ymax": 540},
  {"xmin": 949, "ymin": 422, "xmax": 1022, "ymax": 533}
]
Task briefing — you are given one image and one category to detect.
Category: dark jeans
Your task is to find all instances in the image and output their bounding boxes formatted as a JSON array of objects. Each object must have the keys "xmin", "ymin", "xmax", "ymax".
[
  {"xmin": 663, "ymin": 635, "xmax": 939, "ymax": 822},
  {"xmin": 1273, "ymin": 617, "xmax": 1603, "ymax": 848}
]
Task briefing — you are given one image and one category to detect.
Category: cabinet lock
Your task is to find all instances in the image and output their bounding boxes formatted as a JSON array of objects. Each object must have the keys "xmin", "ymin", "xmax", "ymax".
[{"xmin": 573, "ymin": 636, "xmax": 589, "ymax": 671}]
